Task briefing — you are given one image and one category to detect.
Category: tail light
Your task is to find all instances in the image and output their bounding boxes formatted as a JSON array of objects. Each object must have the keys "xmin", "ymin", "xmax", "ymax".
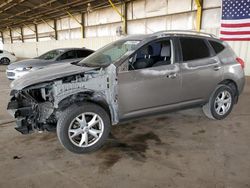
[{"xmin": 236, "ymin": 57, "xmax": 245, "ymax": 69}]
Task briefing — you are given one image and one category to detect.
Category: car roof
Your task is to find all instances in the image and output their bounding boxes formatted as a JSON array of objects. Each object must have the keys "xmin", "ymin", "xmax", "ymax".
[{"xmin": 53, "ymin": 47, "xmax": 94, "ymax": 52}]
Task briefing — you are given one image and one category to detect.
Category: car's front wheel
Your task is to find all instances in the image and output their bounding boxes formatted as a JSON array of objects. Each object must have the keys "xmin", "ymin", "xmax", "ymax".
[
  {"xmin": 0, "ymin": 57, "xmax": 10, "ymax": 65},
  {"xmin": 57, "ymin": 102, "xmax": 111, "ymax": 154},
  {"xmin": 202, "ymin": 84, "xmax": 235, "ymax": 120}
]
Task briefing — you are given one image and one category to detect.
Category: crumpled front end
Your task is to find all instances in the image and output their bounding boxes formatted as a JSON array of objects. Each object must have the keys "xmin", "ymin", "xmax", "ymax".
[
  {"xmin": 7, "ymin": 85, "xmax": 55, "ymax": 134},
  {"xmin": 7, "ymin": 64, "xmax": 119, "ymax": 135},
  {"xmin": 8, "ymin": 90, "xmax": 34, "ymax": 134}
]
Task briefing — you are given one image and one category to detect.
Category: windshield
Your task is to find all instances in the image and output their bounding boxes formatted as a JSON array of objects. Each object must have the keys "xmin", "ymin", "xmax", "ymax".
[
  {"xmin": 37, "ymin": 49, "xmax": 65, "ymax": 60},
  {"xmin": 78, "ymin": 40, "xmax": 140, "ymax": 67}
]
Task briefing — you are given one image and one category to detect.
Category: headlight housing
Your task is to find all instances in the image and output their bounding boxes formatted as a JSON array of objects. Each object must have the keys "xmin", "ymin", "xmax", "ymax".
[{"xmin": 16, "ymin": 67, "xmax": 32, "ymax": 71}]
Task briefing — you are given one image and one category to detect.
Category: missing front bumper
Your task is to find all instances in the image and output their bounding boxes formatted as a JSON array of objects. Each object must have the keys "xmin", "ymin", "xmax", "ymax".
[
  {"xmin": 7, "ymin": 100, "xmax": 33, "ymax": 134},
  {"xmin": 15, "ymin": 119, "xmax": 32, "ymax": 134}
]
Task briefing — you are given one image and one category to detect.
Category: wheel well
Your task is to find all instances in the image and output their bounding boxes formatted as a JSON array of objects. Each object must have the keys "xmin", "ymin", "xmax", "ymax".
[
  {"xmin": 0, "ymin": 57, "xmax": 10, "ymax": 60},
  {"xmin": 57, "ymin": 92, "xmax": 111, "ymax": 119},
  {"xmin": 219, "ymin": 79, "xmax": 239, "ymax": 102},
  {"xmin": 85, "ymin": 99, "xmax": 111, "ymax": 118}
]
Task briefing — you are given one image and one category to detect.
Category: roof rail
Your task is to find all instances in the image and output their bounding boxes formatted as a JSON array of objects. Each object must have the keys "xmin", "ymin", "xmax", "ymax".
[{"xmin": 154, "ymin": 30, "xmax": 217, "ymax": 38}]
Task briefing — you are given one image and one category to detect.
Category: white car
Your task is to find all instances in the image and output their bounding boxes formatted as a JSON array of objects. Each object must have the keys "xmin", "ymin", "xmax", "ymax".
[{"xmin": 0, "ymin": 50, "xmax": 17, "ymax": 65}]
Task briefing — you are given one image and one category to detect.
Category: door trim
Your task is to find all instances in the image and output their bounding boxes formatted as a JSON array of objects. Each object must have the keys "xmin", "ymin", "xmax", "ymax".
[{"xmin": 119, "ymin": 98, "xmax": 204, "ymax": 121}]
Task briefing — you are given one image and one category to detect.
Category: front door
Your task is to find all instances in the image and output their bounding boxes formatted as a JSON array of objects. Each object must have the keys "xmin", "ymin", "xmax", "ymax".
[{"xmin": 117, "ymin": 38, "xmax": 182, "ymax": 119}]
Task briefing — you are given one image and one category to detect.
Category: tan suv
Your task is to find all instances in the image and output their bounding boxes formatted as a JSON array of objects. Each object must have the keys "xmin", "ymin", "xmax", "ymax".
[{"xmin": 7, "ymin": 31, "xmax": 245, "ymax": 154}]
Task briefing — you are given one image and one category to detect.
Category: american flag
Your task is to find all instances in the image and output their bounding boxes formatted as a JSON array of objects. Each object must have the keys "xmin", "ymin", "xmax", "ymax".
[{"xmin": 220, "ymin": 0, "xmax": 250, "ymax": 41}]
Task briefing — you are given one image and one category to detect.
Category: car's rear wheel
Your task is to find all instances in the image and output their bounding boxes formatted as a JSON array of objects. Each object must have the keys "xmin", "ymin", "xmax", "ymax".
[
  {"xmin": 202, "ymin": 84, "xmax": 235, "ymax": 120},
  {"xmin": 57, "ymin": 102, "xmax": 111, "ymax": 154},
  {"xmin": 0, "ymin": 57, "xmax": 10, "ymax": 65}
]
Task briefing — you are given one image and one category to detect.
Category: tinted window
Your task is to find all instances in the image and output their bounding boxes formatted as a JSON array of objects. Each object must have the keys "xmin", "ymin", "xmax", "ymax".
[
  {"xmin": 38, "ymin": 49, "xmax": 65, "ymax": 60},
  {"xmin": 180, "ymin": 38, "xmax": 211, "ymax": 61},
  {"xmin": 76, "ymin": 50, "xmax": 93, "ymax": 58},
  {"xmin": 209, "ymin": 40, "xmax": 225, "ymax": 54},
  {"xmin": 59, "ymin": 50, "xmax": 77, "ymax": 60}
]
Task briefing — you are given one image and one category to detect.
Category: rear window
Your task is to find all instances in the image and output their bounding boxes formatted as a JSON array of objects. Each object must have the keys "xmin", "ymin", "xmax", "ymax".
[
  {"xmin": 180, "ymin": 38, "xmax": 211, "ymax": 61},
  {"xmin": 209, "ymin": 40, "xmax": 225, "ymax": 54},
  {"xmin": 59, "ymin": 50, "xmax": 77, "ymax": 60},
  {"xmin": 76, "ymin": 50, "xmax": 93, "ymax": 58}
]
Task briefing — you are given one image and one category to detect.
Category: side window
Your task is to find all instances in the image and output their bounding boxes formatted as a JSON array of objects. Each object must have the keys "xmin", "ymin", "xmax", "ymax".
[
  {"xmin": 209, "ymin": 40, "xmax": 225, "ymax": 54},
  {"xmin": 136, "ymin": 42, "xmax": 161, "ymax": 59},
  {"xmin": 76, "ymin": 50, "xmax": 93, "ymax": 58},
  {"xmin": 127, "ymin": 39, "xmax": 173, "ymax": 70},
  {"xmin": 59, "ymin": 50, "xmax": 77, "ymax": 60},
  {"xmin": 180, "ymin": 38, "xmax": 211, "ymax": 61}
]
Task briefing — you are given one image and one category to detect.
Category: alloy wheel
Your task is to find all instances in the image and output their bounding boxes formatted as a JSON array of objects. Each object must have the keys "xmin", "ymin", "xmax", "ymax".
[
  {"xmin": 68, "ymin": 112, "xmax": 104, "ymax": 148},
  {"xmin": 1, "ymin": 58, "xmax": 10, "ymax": 65},
  {"xmin": 214, "ymin": 90, "xmax": 232, "ymax": 116}
]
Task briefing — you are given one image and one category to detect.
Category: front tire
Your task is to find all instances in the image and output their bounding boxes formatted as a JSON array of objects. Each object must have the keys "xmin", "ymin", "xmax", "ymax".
[
  {"xmin": 57, "ymin": 102, "xmax": 111, "ymax": 154},
  {"xmin": 202, "ymin": 85, "xmax": 235, "ymax": 120},
  {"xmin": 0, "ymin": 57, "xmax": 10, "ymax": 65}
]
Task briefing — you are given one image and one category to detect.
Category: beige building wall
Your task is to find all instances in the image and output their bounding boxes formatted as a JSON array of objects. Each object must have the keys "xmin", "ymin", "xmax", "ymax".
[
  {"xmin": 2, "ymin": 0, "xmax": 250, "ymax": 75},
  {"xmin": 3, "ymin": 36, "xmax": 119, "ymax": 58}
]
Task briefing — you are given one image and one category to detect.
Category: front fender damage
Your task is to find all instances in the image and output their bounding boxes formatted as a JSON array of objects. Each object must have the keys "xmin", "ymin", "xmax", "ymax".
[{"xmin": 7, "ymin": 64, "xmax": 118, "ymax": 134}]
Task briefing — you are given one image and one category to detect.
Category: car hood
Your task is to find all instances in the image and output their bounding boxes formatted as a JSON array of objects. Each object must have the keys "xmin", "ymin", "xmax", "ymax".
[
  {"xmin": 7, "ymin": 59, "xmax": 53, "ymax": 70},
  {"xmin": 11, "ymin": 63, "xmax": 99, "ymax": 90}
]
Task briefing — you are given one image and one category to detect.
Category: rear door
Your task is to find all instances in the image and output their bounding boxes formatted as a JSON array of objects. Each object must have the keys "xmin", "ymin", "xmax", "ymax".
[{"xmin": 178, "ymin": 37, "xmax": 223, "ymax": 102}]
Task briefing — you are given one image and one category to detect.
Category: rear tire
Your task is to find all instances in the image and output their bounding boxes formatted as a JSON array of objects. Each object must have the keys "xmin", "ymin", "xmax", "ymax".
[
  {"xmin": 202, "ymin": 85, "xmax": 235, "ymax": 120},
  {"xmin": 0, "ymin": 57, "xmax": 10, "ymax": 65},
  {"xmin": 57, "ymin": 102, "xmax": 111, "ymax": 154}
]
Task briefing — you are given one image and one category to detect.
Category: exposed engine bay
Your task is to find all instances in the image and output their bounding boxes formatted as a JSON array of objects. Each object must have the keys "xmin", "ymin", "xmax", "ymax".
[{"xmin": 7, "ymin": 65, "xmax": 118, "ymax": 134}]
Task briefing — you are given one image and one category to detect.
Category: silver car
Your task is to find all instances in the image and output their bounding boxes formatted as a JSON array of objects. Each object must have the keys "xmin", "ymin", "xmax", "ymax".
[
  {"xmin": 7, "ymin": 31, "xmax": 245, "ymax": 154},
  {"xmin": 6, "ymin": 48, "xmax": 94, "ymax": 80}
]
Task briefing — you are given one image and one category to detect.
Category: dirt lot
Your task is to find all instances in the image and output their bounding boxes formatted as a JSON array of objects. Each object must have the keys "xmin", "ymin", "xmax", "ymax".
[{"xmin": 0, "ymin": 65, "xmax": 250, "ymax": 188}]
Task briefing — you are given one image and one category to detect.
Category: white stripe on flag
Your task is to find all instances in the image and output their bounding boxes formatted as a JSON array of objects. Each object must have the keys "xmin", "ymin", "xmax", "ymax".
[
  {"xmin": 220, "ymin": 34, "xmax": 250, "ymax": 38},
  {"xmin": 221, "ymin": 18, "xmax": 250, "ymax": 24},
  {"xmin": 221, "ymin": 27, "xmax": 250, "ymax": 31}
]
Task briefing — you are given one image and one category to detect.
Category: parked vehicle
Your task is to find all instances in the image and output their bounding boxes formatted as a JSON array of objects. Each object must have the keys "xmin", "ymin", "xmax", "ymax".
[
  {"xmin": 7, "ymin": 30, "xmax": 245, "ymax": 154},
  {"xmin": 6, "ymin": 48, "xmax": 94, "ymax": 80},
  {"xmin": 0, "ymin": 50, "xmax": 17, "ymax": 65}
]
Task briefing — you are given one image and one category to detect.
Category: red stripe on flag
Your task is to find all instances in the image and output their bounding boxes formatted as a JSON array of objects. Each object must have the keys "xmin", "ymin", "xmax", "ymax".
[
  {"xmin": 221, "ymin": 23, "xmax": 250, "ymax": 28},
  {"xmin": 220, "ymin": 31, "xmax": 250, "ymax": 35},
  {"xmin": 220, "ymin": 38, "xmax": 250, "ymax": 41}
]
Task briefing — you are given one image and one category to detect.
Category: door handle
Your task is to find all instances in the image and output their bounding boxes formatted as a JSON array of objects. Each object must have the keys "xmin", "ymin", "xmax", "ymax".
[
  {"xmin": 166, "ymin": 73, "xmax": 177, "ymax": 79},
  {"xmin": 213, "ymin": 65, "xmax": 221, "ymax": 71}
]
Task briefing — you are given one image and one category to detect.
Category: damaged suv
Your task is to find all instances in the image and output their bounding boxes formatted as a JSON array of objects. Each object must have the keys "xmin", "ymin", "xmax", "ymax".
[{"xmin": 7, "ymin": 31, "xmax": 245, "ymax": 154}]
